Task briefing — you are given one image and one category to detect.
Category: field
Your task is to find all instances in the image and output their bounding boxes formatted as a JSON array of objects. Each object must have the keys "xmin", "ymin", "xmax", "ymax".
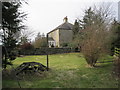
[{"xmin": 2, "ymin": 53, "xmax": 119, "ymax": 88}]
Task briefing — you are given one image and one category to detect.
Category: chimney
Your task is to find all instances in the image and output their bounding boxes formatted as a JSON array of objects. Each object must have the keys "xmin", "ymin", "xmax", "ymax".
[{"xmin": 63, "ymin": 16, "xmax": 68, "ymax": 23}]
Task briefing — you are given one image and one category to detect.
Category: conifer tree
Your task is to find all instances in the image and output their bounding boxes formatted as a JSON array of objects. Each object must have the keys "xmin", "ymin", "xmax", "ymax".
[{"xmin": 1, "ymin": 1, "xmax": 27, "ymax": 69}]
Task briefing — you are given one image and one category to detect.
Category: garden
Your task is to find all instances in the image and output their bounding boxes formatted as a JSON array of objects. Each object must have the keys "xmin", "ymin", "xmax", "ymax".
[
  {"xmin": 2, "ymin": 53, "xmax": 119, "ymax": 88},
  {"xmin": 1, "ymin": 1, "xmax": 120, "ymax": 89}
]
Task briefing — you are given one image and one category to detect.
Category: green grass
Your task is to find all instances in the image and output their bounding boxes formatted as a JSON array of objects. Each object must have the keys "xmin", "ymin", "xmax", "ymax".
[{"xmin": 2, "ymin": 53, "xmax": 119, "ymax": 88}]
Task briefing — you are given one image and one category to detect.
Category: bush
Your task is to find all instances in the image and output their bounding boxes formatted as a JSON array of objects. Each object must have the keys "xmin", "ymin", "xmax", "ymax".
[
  {"xmin": 61, "ymin": 43, "xmax": 68, "ymax": 47},
  {"xmin": 20, "ymin": 43, "xmax": 34, "ymax": 50},
  {"xmin": 78, "ymin": 6, "xmax": 112, "ymax": 67},
  {"xmin": 82, "ymin": 47, "xmax": 100, "ymax": 67}
]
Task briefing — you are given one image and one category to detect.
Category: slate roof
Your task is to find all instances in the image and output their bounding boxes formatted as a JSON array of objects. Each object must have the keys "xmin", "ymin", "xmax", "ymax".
[
  {"xmin": 53, "ymin": 22, "xmax": 73, "ymax": 30},
  {"xmin": 48, "ymin": 17, "xmax": 73, "ymax": 34}
]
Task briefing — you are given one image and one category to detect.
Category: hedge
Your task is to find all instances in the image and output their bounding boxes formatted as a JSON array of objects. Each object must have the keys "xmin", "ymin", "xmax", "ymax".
[{"xmin": 19, "ymin": 47, "xmax": 76, "ymax": 55}]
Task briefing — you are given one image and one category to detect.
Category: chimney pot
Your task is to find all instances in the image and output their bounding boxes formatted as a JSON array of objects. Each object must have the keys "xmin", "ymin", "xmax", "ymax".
[{"xmin": 63, "ymin": 16, "xmax": 68, "ymax": 22}]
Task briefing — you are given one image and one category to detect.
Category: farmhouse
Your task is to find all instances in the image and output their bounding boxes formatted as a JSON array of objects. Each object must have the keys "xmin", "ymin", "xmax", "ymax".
[{"xmin": 48, "ymin": 17, "xmax": 73, "ymax": 47}]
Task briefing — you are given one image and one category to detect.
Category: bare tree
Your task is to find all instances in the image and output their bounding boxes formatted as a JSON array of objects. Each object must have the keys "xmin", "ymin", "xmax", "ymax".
[
  {"xmin": 32, "ymin": 32, "xmax": 47, "ymax": 48},
  {"xmin": 78, "ymin": 4, "xmax": 114, "ymax": 67},
  {"xmin": 19, "ymin": 28, "xmax": 35, "ymax": 45}
]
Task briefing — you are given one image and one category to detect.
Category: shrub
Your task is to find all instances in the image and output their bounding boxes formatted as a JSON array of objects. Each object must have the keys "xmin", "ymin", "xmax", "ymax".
[
  {"xmin": 61, "ymin": 43, "xmax": 68, "ymax": 47},
  {"xmin": 20, "ymin": 43, "xmax": 34, "ymax": 50},
  {"xmin": 78, "ymin": 6, "xmax": 112, "ymax": 67}
]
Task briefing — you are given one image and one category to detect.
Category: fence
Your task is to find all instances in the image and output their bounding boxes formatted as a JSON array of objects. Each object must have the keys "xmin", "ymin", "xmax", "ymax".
[
  {"xmin": 19, "ymin": 47, "xmax": 75, "ymax": 55},
  {"xmin": 114, "ymin": 47, "xmax": 120, "ymax": 57},
  {"xmin": 114, "ymin": 47, "xmax": 120, "ymax": 78}
]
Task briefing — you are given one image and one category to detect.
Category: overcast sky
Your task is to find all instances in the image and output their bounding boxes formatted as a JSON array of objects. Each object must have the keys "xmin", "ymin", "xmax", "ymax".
[{"xmin": 21, "ymin": 0, "xmax": 119, "ymax": 40}]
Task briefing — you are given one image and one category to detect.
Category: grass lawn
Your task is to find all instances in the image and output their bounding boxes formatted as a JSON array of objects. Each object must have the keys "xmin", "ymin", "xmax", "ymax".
[{"xmin": 2, "ymin": 53, "xmax": 119, "ymax": 88}]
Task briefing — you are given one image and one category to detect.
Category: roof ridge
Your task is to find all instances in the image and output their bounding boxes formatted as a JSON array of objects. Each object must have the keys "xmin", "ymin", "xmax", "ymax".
[
  {"xmin": 53, "ymin": 22, "xmax": 73, "ymax": 30},
  {"xmin": 48, "ymin": 21, "xmax": 73, "ymax": 34}
]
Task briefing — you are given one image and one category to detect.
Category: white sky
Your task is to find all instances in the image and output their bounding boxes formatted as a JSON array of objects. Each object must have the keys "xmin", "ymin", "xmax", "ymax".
[{"xmin": 21, "ymin": 0, "xmax": 119, "ymax": 40}]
